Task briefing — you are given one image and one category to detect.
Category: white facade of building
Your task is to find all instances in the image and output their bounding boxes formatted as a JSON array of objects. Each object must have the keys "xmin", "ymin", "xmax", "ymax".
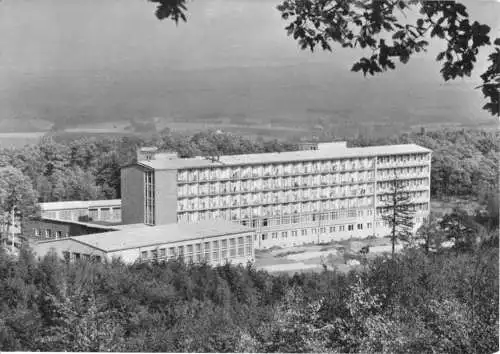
[
  {"xmin": 123, "ymin": 142, "xmax": 432, "ymax": 249},
  {"xmin": 33, "ymin": 219, "xmax": 255, "ymax": 266}
]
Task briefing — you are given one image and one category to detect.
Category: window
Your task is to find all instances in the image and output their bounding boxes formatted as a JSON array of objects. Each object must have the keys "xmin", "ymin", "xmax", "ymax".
[
  {"xmin": 178, "ymin": 246, "xmax": 184, "ymax": 258},
  {"xmin": 34, "ymin": 228, "xmax": 40, "ymax": 237},
  {"xmin": 245, "ymin": 235, "xmax": 253, "ymax": 256},
  {"xmin": 221, "ymin": 239, "xmax": 228, "ymax": 260},
  {"xmin": 291, "ymin": 230, "xmax": 298, "ymax": 237},
  {"xmin": 45, "ymin": 229, "xmax": 52, "ymax": 239},
  {"xmin": 237, "ymin": 237, "xmax": 245, "ymax": 257},
  {"xmin": 194, "ymin": 244, "xmax": 202, "ymax": 262},
  {"xmin": 367, "ymin": 223, "xmax": 372, "ymax": 229},
  {"xmin": 160, "ymin": 248, "xmax": 166, "ymax": 258},
  {"xmin": 301, "ymin": 229, "xmax": 307, "ymax": 236},
  {"xmin": 100, "ymin": 208, "xmax": 111, "ymax": 220},
  {"xmin": 112, "ymin": 207, "xmax": 121, "ymax": 220},
  {"xmin": 230, "ymin": 238, "xmax": 237, "ymax": 258},
  {"xmin": 56, "ymin": 231, "xmax": 62, "ymax": 239},
  {"xmin": 262, "ymin": 233, "xmax": 268, "ymax": 240},
  {"xmin": 204, "ymin": 242, "xmax": 211, "ymax": 261},
  {"xmin": 151, "ymin": 250, "xmax": 158, "ymax": 258},
  {"xmin": 339, "ymin": 225, "xmax": 345, "ymax": 232},
  {"xmin": 348, "ymin": 224, "xmax": 354, "ymax": 231},
  {"xmin": 271, "ymin": 232, "xmax": 278, "ymax": 239},
  {"xmin": 144, "ymin": 170, "xmax": 155, "ymax": 225},
  {"xmin": 212, "ymin": 240, "xmax": 220, "ymax": 262},
  {"xmin": 357, "ymin": 223, "xmax": 363, "ymax": 230},
  {"xmin": 63, "ymin": 251, "xmax": 70, "ymax": 263},
  {"xmin": 89, "ymin": 208, "xmax": 98, "ymax": 220},
  {"xmin": 330, "ymin": 226, "xmax": 335, "ymax": 233},
  {"xmin": 281, "ymin": 231, "xmax": 288, "ymax": 239}
]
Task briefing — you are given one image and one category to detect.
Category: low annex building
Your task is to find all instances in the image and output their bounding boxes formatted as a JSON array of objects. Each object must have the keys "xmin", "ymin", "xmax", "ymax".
[
  {"xmin": 39, "ymin": 199, "xmax": 122, "ymax": 223},
  {"xmin": 24, "ymin": 217, "xmax": 119, "ymax": 240},
  {"xmin": 33, "ymin": 219, "xmax": 255, "ymax": 266}
]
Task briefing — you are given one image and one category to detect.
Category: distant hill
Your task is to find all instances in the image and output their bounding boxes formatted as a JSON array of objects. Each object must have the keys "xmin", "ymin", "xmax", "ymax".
[
  {"xmin": 0, "ymin": 118, "xmax": 53, "ymax": 133},
  {"xmin": 0, "ymin": 62, "xmax": 493, "ymax": 138}
]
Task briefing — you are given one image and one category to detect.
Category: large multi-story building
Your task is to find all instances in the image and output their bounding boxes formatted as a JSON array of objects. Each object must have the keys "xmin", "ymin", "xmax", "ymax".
[{"xmin": 121, "ymin": 142, "xmax": 432, "ymax": 249}]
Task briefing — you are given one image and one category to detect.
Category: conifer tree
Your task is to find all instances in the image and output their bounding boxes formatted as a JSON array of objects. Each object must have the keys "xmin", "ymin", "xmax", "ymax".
[{"xmin": 381, "ymin": 175, "xmax": 415, "ymax": 259}]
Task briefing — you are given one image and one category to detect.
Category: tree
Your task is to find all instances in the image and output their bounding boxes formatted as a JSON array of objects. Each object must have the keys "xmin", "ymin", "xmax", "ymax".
[
  {"xmin": 380, "ymin": 175, "xmax": 415, "ymax": 258},
  {"xmin": 440, "ymin": 208, "xmax": 483, "ymax": 253},
  {"xmin": 149, "ymin": 0, "xmax": 499, "ymax": 117},
  {"xmin": 415, "ymin": 213, "xmax": 444, "ymax": 254},
  {"xmin": 0, "ymin": 167, "xmax": 39, "ymax": 252}
]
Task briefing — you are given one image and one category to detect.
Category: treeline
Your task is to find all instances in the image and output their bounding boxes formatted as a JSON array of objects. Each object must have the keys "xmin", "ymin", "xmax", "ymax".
[
  {"xmin": 0, "ymin": 130, "xmax": 298, "ymax": 203},
  {"xmin": 349, "ymin": 129, "xmax": 499, "ymax": 200},
  {"xmin": 0, "ymin": 128, "xmax": 497, "ymax": 205},
  {"xmin": 0, "ymin": 234, "xmax": 497, "ymax": 352}
]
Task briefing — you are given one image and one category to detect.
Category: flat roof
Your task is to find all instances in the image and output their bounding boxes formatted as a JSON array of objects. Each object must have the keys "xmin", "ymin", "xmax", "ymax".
[
  {"xmin": 136, "ymin": 144, "xmax": 431, "ymax": 171},
  {"xmin": 39, "ymin": 199, "xmax": 121, "ymax": 211},
  {"xmin": 34, "ymin": 217, "xmax": 120, "ymax": 230},
  {"xmin": 39, "ymin": 219, "xmax": 254, "ymax": 253}
]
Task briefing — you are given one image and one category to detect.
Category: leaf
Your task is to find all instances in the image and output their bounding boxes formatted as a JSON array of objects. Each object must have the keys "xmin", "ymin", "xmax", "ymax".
[
  {"xmin": 351, "ymin": 63, "xmax": 363, "ymax": 72},
  {"xmin": 392, "ymin": 30, "xmax": 405, "ymax": 40},
  {"xmin": 382, "ymin": 22, "xmax": 393, "ymax": 31}
]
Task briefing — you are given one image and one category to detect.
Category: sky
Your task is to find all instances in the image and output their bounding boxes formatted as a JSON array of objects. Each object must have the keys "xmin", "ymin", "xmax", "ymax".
[{"xmin": 0, "ymin": 0, "xmax": 498, "ymax": 129}]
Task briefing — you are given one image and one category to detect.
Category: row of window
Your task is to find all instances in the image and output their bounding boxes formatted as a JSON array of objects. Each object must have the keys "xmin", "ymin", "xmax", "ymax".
[
  {"xmin": 378, "ymin": 191, "xmax": 429, "ymax": 202},
  {"xmin": 34, "ymin": 228, "xmax": 68, "ymax": 239},
  {"xmin": 42, "ymin": 207, "xmax": 121, "ymax": 222},
  {"xmin": 140, "ymin": 235, "xmax": 254, "ymax": 263},
  {"xmin": 62, "ymin": 252, "xmax": 102, "ymax": 263},
  {"xmin": 178, "ymin": 180, "xmax": 377, "ymax": 199},
  {"xmin": 178, "ymin": 207, "xmax": 377, "ymax": 226},
  {"xmin": 88, "ymin": 207, "xmax": 121, "ymax": 221},
  {"xmin": 377, "ymin": 167, "xmax": 429, "ymax": 178},
  {"xmin": 177, "ymin": 169, "xmax": 428, "ymax": 197},
  {"xmin": 177, "ymin": 201, "xmax": 429, "ymax": 226},
  {"xmin": 144, "ymin": 171, "xmax": 155, "ymax": 225},
  {"xmin": 261, "ymin": 223, "xmax": 373, "ymax": 240},
  {"xmin": 177, "ymin": 201, "xmax": 376, "ymax": 222},
  {"xmin": 178, "ymin": 172, "xmax": 377, "ymax": 195},
  {"xmin": 377, "ymin": 154, "xmax": 430, "ymax": 166},
  {"xmin": 258, "ymin": 215, "xmax": 429, "ymax": 242},
  {"xmin": 377, "ymin": 203, "xmax": 429, "ymax": 214},
  {"xmin": 177, "ymin": 154, "xmax": 429, "ymax": 183},
  {"xmin": 377, "ymin": 179, "xmax": 429, "ymax": 190},
  {"xmin": 177, "ymin": 188, "xmax": 376, "ymax": 211}
]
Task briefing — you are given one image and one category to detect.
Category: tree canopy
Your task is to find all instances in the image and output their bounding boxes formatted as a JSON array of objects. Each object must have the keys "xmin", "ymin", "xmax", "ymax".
[
  {"xmin": 0, "ymin": 226, "xmax": 497, "ymax": 352},
  {"xmin": 148, "ymin": 0, "xmax": 499, "ymax": 117}
]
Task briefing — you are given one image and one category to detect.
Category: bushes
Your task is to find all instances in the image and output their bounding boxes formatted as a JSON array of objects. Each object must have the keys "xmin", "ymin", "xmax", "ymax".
[{"xmin": 0, "ymin": 243, "xmax": 497, "ymax": 353}]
